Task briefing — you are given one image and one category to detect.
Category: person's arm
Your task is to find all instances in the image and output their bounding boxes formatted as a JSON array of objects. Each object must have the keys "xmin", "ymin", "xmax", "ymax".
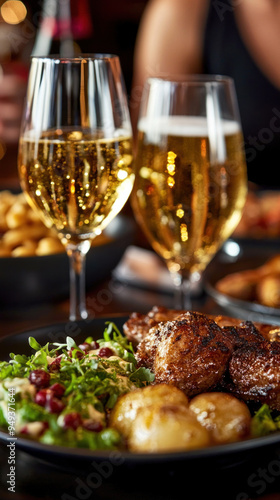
[{"xmin": 130, "ymin": 0, "xmax": 209, "ymax": 132}]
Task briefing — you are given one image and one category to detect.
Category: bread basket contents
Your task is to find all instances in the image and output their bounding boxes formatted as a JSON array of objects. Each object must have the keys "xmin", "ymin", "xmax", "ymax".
[
  {"xmin": 215, "ymin": 254, "xmax": 280, "ymax": 308},
  {"xmin": 1, "ymin": 308, "xmax": 280, "ymax": 453},
  {"xmin": 0, "ymin": 190, "xmax": 111, "ymax": 257}
]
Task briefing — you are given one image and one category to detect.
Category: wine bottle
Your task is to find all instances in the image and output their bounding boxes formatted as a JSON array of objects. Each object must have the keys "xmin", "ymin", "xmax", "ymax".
[{"xmin": 31, "ymin": 0, "xmax": 93, "ymax": 57}]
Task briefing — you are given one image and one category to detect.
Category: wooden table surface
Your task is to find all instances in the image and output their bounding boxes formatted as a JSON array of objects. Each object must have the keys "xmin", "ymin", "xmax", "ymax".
[
  {"xmin": 1, "ymin": 177, "xmax": 280, "ymax": 500},
  {"xmin": 1, "ymin": 277, "xmax": 280, "ymax": 500}
]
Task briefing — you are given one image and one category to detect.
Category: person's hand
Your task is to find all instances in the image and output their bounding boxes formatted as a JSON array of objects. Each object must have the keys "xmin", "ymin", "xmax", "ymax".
[{"xmin": 0, "ymin": 69, "xmax": 27, "ymax": 144}]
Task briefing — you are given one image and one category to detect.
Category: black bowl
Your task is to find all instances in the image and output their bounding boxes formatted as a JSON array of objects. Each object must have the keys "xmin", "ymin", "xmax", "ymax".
[
  {"xmin": 0, "ymin": 215, "xmax": 135, "ymax": 305},
  {"xmin": 1, "ymin": 316, "xmax": 280, "ymax": 491}
]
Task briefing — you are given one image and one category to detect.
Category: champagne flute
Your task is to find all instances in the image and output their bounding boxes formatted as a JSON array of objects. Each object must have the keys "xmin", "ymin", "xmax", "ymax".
[
  {"xmin": 18, "ymin": 55, "xmax": 134, "ymax": 321},
  {"xmin": 132, "ymin": 75, "xmax": 247, "ymax": 310}
]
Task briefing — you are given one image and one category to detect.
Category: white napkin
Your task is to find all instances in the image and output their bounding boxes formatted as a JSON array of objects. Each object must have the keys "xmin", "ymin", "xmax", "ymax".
[{"xmin": 113, "ymin": 245, "xmax": 174, "ymax": 292}]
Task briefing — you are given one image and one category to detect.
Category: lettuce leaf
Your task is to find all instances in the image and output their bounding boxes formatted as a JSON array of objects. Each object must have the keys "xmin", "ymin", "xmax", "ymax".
[{"xmin": 251, "ymin": 404, "xmax": 280, "ymax": 437}]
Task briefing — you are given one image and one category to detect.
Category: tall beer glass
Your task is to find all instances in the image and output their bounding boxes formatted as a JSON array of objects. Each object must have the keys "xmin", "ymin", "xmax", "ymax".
[{"xmin": 132, "ymin": 75, "xmax": 247, "ymax": 309}]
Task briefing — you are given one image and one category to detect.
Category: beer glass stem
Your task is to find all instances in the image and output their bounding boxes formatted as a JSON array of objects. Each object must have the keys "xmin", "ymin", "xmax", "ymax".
[
  {"xmin": 67, "ymin": 240, "xmax": 90, "ymax": 321},
  {"xmin": 172, "ymin": 272, "xmax": 192, "ymax": 311}
]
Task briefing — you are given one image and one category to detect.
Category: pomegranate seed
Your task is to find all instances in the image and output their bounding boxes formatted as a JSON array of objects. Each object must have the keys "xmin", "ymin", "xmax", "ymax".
[
  {"xmin": 47, "ymin": 397, "xmax": 65, "ymax": 414},
  {"xmin": 83, "ymin": 420, "xmax": 103, "ymax": 432},
  {"xmin": 68, "ymin": 347, "xmax": 83, "ymax": 359},
  {"xmin": 40, "ymin": 421, "xmax": 49, "ymax": 435},
  {"xmin": 49, "ymin": 383, "xmax": 65, "ymax": 398},
  {"xmin": 35, "ymin": 388, "xmax": 50, "ymax": 406},
  {"xmin": 29, "ymin": 369, "xmax": 50, "ymax": 388},
  {"xmin": 63, "ymin": 412, "xmax": 82, "ymax": 430},
  {"xmin": 20, "ymin": 425, "xmax": 28, "ymax": 435},
  {"xmin": 98, "ymin": 347, "xmax": 114, "ymax": 358},
  {"xmin": 20, "ymin": 421, "xmax": 49, "ymax": 436},
  {"xmin": 35, "ymin": 387, "xmax": 65, "ymax": 413},
  {"xmin": 90, "ymin": 341, "xmax": 99, "ymax": 350},
  {"xmin": 48, "ymin": 356, "xmax": 62, "ymax": 372},
  {"xmin": 97, "ymin": 392, "xmax": 108, "ymax": 401},
  {"xmin": 78, "ymin": 342, "xmax": 91, "ymax": 352}
]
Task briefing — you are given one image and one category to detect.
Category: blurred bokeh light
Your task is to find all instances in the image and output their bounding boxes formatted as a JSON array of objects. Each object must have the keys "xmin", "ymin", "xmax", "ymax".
[{"xmin": 1, "ymin": 0, "xmax": 27, "ymax": 25}]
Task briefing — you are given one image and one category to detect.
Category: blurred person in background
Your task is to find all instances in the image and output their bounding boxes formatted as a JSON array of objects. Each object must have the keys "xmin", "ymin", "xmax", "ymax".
[{"xmin": 131, "ymin": 0, "xmax": 280, "ymax": 189}]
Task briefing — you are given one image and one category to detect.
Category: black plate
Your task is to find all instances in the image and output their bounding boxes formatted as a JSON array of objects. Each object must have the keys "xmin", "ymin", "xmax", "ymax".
[
  {"xmin": 1, "ymin": 316, "xmax": 280, "ymax": 474},
  {"xmin": 0, "ymin": 215, "xmax": 135, "ymax": 306},
  {"xmin": 205, "ymin": 238, "xmax": 280, "ymax": 324}
]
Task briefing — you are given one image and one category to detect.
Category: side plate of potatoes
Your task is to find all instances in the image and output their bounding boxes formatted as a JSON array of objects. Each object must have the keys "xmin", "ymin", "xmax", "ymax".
[{"xmin": 205, "ymin": 238, "xmax": 280, "ymax": 320}]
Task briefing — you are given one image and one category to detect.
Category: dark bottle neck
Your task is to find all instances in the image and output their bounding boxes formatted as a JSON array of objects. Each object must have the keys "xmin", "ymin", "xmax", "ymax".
[{"xmin": 32, "ymin": 0, "xmax": 75, "ymax": 57}]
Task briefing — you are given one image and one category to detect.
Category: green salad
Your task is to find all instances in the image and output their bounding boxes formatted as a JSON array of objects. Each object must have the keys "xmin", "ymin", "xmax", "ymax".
[
  {"xmin": 251, "ymin": 404, "xmax": 280, "ymax": 438},
  {"xmin": 0, "ymin": 322, "xmax": 154, "ymax": 450}
]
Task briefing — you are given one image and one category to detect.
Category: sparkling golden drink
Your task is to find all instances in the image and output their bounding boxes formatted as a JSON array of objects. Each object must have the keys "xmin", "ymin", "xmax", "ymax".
[
  {"xmin": 18, "ymin": 129, "xmax": 134, "ymax": 245},
  {"xmin": 132, "ymin": 116, "xmax": 247, "ymax": 276}
]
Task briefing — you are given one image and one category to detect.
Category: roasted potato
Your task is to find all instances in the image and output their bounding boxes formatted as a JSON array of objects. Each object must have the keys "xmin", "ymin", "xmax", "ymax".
[
  {"xmin": 2, "ymin": 223, "xmax": 48, "ymax": 250},
  {"xmin": 259, "ymin": 255, "xmax": 280, "ymax": 277},
  {"xmin": 189, "ymin": 392, "xmax": 251, "ymax": 444},
  {"xmin": 36, "ymin": 237, "xmax": 64, "ymax": 255},
  {"xmin": 256, "ymin": 274, "xmax": 280, "ymax": 308},
  {"xmin": 11, "ymin": 240, "xmax": 38, "ymax": 257},
  {"xmin": 215, "ymin": 270, "xmax": 257, "ymax": 301},
  {"xmin": 0, "ymin": 241, "xmax": 11, "ymax": 256},
  {"xmin": 110, "ymin": 383, "xmax": 189, "ymax": 438},
  {"xmin": 128, "ymin": 404, "xmax": 211, "ymax": 452},
  {"xmin": 5, "ymin": 199, "xmax": 31, "ymax": 229}
]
